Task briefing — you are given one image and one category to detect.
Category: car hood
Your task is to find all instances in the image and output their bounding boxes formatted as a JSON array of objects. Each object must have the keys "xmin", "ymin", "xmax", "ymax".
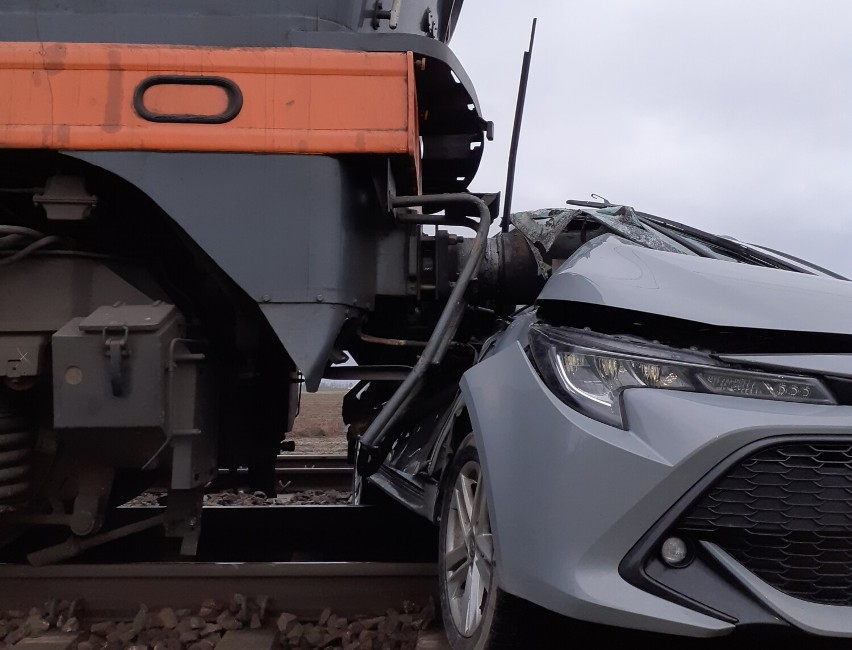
[{"xmin": 538, "ymin": 234, "xmax": 852, "ymax": 334}]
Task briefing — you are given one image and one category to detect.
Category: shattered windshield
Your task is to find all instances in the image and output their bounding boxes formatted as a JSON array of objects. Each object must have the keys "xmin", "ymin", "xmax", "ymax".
[
  {"xmin": 511, "ymin": 206, "xmax": 690, "ymax": 255},
  {"xmin": 510, "ymin": 205, "xmax": 694, "ymax": 277},
  {"xmin": 509, "ymin": 203, "xmax": 835, "ymax": 279}
]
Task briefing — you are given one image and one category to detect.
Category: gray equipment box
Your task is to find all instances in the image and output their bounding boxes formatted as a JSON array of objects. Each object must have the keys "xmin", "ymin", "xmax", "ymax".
[{"xmin": 52, "ymin": 303, "xmax": 184, "ymax": 429}]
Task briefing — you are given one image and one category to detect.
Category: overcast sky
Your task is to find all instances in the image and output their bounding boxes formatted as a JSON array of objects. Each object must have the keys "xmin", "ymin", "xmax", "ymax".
[{"xmin": 449, "ymin": 1, "xmax": 852, "ymax": 275}]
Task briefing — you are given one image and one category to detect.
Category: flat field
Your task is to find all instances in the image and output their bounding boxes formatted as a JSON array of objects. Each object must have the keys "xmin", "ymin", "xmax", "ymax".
[{"xmin": 288, "ymin": 389, "xmax": 348, "ymax": 454}]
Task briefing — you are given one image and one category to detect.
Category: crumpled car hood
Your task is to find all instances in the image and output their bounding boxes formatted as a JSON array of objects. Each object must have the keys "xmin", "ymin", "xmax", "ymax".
[{"xmin": 538, "ymin": 234, "xmax": 852, "ymax": 334}]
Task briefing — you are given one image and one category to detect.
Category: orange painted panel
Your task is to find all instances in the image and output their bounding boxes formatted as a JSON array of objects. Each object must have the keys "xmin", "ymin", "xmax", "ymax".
[{"xmin": 0, "ymin": 42, "xmax": 419, "ymax": 159}]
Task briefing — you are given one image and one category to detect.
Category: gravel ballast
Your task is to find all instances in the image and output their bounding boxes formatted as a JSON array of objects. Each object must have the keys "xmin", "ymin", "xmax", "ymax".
[{"xmin": 1, "ymin": 595, "xmax": 438, "ymax": 649}]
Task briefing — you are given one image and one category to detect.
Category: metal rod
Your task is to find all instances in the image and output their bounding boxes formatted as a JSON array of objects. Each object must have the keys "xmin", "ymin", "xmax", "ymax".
[
  {"xmin": 431, "ymin": 298, "xmax": 467, "ymax": 363},
  {"xmin": 501, "ymin": 18, "xmax": 537, "ymax": 232},
  {"xmin": 27, "ymin": 515, "xmax": 165, "ymax": 566},
  {"xmin": 324, "ymin": 365, "xmax": 412, "ymax": 381},
  {"xmin": 359, "ymin": 332, "xmax": 428, "ymax": 348},
  {"xmin": 356, "ymin": 193, "xmax": 491, "ymax": 476},
  {"xmin": 394, "ymin": 213, "xmax": 479, "ymax": 231}
]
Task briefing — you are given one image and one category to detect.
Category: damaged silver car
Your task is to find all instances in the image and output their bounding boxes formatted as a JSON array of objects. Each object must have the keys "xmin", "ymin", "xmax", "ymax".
[{"xmin": 357, "ymin": 201, "xmax": 852, "ymax": 647}]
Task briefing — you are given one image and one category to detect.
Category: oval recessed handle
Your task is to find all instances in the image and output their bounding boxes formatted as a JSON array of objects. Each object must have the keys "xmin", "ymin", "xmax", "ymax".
[{"xmin": 133, "ymin": 75, "xmax": 243, "ymax": 124}]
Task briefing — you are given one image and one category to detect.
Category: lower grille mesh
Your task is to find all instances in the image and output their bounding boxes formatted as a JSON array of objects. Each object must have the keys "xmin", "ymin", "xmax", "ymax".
[{"xmin": 679, "ymin": 442, "xmax": 852, "ymax": 605}]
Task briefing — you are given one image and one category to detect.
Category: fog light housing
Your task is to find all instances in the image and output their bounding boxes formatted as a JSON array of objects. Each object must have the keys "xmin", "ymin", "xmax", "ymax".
[{"xmin": 661, "ymin": 536, "xmax": 689, "ymax": 567}]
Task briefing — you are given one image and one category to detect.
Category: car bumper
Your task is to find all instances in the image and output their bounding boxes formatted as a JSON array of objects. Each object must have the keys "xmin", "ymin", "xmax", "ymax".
[{"xmin": 461, "ymin": 341, "xmax": 852, "ymax": 638}]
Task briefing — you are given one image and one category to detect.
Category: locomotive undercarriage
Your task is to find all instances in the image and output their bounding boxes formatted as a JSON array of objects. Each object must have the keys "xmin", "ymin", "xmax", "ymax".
[{"xmin": 0, "ymin": 153, "xmax": 294, "ymax": 563}]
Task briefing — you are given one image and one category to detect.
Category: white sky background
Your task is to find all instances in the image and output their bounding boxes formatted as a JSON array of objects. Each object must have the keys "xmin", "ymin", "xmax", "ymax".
[{"xmin": 449, "ymin": 1, "xmax": 852, "ymax": 275}]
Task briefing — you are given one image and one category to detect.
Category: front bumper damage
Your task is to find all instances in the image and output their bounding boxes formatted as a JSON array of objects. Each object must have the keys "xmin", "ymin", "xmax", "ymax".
[{"xmin": 461, "ymin": 338, "xmax": 852, "ymax": 638}]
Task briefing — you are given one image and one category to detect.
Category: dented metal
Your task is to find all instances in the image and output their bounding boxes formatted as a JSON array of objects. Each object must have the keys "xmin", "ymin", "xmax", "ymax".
[
  {"xmin": 539, "ymin": 233, "xmax": 852, "ymax": 333},
  {"xmin": 509, "ymin": 204, "xmax": 688, "ymax": 279}
]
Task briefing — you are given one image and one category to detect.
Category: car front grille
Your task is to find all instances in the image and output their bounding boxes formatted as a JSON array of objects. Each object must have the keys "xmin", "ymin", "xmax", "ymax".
[{"xmin": 678, "ymin": 442, "xmax": 852, "ymax": 606}]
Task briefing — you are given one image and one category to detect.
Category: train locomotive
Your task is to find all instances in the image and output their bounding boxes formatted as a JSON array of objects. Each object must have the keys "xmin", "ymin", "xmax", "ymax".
[{"xmin": 0, "ymin": 0, "xmax": 538, "ymax": 563}]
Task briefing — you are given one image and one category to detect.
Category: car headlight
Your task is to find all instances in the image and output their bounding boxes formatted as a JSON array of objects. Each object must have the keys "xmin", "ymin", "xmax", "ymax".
[{"xmin": 528, "ymin": 324, "xmax": 836, "ymax": 428}]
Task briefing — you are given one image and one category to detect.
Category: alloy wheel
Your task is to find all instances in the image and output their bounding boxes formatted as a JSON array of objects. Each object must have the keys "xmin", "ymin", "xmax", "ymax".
[{"xmin": 443, "ymin": 459, "xmax": 495, "ymax": 637}]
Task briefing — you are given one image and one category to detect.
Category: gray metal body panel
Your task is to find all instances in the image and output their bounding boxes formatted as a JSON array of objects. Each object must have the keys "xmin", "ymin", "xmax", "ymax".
[
  {"xmin": 70, "ymin": 152, "xmax": 383, "ymax": 390},
  {"xmin": 0, "ymin": 257, "xmax": 152, "ymax": 333},
  {"xmin": 0, "ymin": 255, "xmax": 157, "ymax": 380},
  {"xmin": 460, "ymin": 337, "xmax": 852, "ymax": 636},
  {"xmin": 0, "ymin": 0, "xmax": 464, "ymax": 44},
  {"xmin": 539, "ymin": 234, "xmax": 852, "ymax": 333},
  {"xmin": 71, "ymin": 152, "xmax": 382, "ymax": 308},
  {"xmin": 260, "ymin": 303, "xmax": 351, "ymax": 391}
]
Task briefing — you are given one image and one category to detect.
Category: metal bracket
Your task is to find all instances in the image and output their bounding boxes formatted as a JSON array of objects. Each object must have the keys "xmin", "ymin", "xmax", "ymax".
[
  {"xmin": 164, "ymin": 487, "xmax": 203, "ymax": 556},
  {"xmin": 102, "ymin": 325, "xmax": 130, "ymax": 397},
  {"xmin": 421, "ymin": 8, "xmax": 437, "ymax": 38},
  {"xmin": 372, "ymin": 0, "xmax": 401, "ymax": 29},
  {"xmin": 32, "ymin": 175, "xmax": 98, "ymax": 221}
]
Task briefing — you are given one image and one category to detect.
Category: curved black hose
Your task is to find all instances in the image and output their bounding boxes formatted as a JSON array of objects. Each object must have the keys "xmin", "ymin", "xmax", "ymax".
[
  {"xmin": 0, "ymin": 235, "xmax": 26, "ymax": 250},
  {"xmin": 0, "ymin": 236, "xmax": 61, "ymax": 267},
  {"xmin": 0, "ymin": 226, "xmax": 47, "ymax": 238}
]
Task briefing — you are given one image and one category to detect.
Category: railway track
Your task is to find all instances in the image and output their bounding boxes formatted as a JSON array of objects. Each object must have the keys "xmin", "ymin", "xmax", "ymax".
[
  {"xmin": 0, "ymin": 562, "xmax": 448, "ymax": 649},
  {"xmin": 275, "ymin": 454, "xmax": 350, "ymax": 470},
  {"xmin": 0, "ymin": 457, "xmax": 454, "ymax": 648},
  {"xmin": 0, "ymin": 500, "xmax": 449, "ymax": 648},
  {"xmin": 0, "ymin": 561, "xmax": 437, "ymax": 618},
  {"xmin": 213, "ymin": 454, "xmax": 354, "ymax": 493},
  {"xmin": 273, "ymin": 454, "xmax": 354, "ymax": 492}
]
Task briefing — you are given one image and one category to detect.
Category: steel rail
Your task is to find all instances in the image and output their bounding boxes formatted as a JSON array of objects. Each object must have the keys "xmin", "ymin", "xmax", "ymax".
[
  {"xmin": 275, "ymin": 454, "xmax": 349, "ymax": 466},
  {"xmin": 214, "ymin": 467, "xmax": 353, "ymax": 491},
  {"xmin": 0, "ymin": 562, "xmax": 437, "ymax": 618},
  {"xmin": 213, "ymin": 454, "xmax": 354, "ymax": 491}
]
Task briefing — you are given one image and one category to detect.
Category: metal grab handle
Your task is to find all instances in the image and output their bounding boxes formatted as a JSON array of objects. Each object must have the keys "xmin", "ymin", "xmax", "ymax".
[
  {"xmin": 107, "ymin": 339, "xmax": 124, "ymax": 396},
  {"xmin": 133, "ymin": 75, "xmax": 243, "ymax": 124},
  {"xmin": 102, "ymin": 325, "xmax": 129, "ymax": 397},
  {"xmin": 372, "ymin": 0, "xmax": 401, "ymax": 29}
]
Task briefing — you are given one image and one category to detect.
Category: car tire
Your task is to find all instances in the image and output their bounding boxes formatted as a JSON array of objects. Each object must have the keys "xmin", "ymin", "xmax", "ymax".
[{"xmin": 438, "ymin": 434, "xmax": 525, "ymax": 650}]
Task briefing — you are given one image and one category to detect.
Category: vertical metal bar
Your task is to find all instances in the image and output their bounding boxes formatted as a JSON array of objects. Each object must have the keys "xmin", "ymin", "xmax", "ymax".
[{"xmin": 501, "ymin": 18, "xmax": 538, "ymax": 232}]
